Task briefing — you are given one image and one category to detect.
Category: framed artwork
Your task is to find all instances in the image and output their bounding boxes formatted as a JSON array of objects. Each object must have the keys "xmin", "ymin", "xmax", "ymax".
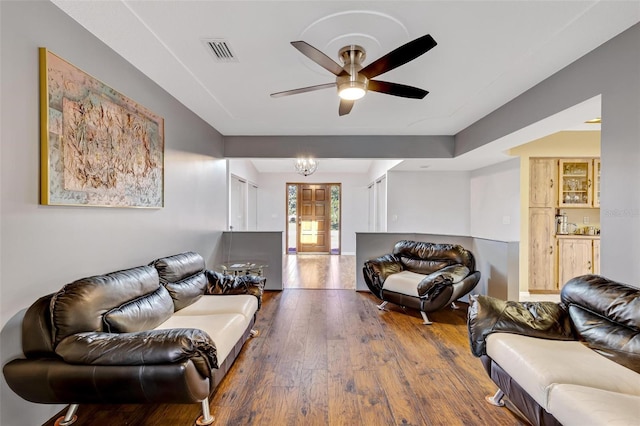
[{"xmin": 39, "ymin": 48, "xmax": 164, "ymax": 208}]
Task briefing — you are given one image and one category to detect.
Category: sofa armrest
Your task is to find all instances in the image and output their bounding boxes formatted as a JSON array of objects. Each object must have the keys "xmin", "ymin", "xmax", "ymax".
[
  {"xmin": 467, "ymin": 295, "xmax": 575, "ymax": 357},
  {"xmin": 205, "ymin": 270, "xmax": 265, "ymax": 308},
  {"xmin": 449, "ymin": 271, "xmax": 481, "ymax": 302},
  {"xmin": 55, "ymin": 328, "xmax": 218, "ymax": 377},
  {"xmin": 363, "ymin": 254, "xmax": 403, "ymax": 298},
  {"xmin": 417, "ymin": 264, "xmax": 470, "ymax": 298}
]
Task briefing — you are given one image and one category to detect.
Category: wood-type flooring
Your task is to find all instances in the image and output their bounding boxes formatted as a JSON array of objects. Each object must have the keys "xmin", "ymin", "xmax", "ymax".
[
  {"xmin": 44, "ymin": 256, "xmax": 524, "ymax": 425},
  {"xmin": 283, "ymin": 254, "xmax": 356, "ymax": 289}
]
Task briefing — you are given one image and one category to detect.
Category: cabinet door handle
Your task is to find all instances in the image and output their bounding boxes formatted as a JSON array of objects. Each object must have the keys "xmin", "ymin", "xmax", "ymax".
[
  {"xmin": 549, "ymin": 245, "xmax": 554, "ymax": 255},
  {"xmin": 587, "ymin": 260, "xmax": 592, "ymax": 270},
  {"xmin": 588, "ymin": 179, "xmax": 592, "ymax": 188},
  {"xmin": 550, "ymin": 179, "xmax": 554, "ymax": 188}
]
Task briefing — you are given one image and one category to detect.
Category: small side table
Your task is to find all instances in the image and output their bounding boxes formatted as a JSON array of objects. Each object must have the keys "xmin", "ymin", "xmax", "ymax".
[{"xmin": 220, "ymin": 261, "xmax": 268, "ymax": 276}]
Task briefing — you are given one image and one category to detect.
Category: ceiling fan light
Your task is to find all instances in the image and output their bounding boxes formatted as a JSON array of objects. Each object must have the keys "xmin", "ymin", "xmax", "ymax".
[{"xmin": 338, "ymin": 81, "xmax": 366, "ymax": 100}]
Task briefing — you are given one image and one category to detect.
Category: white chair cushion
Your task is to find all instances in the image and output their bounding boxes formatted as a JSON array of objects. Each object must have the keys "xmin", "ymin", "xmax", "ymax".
[
  {"xmin": 548, "ymin": 384, "xmax": 640, "ymax": 426},
  {"xmin": 382, "ymin": 270, "xmax": 424, "ymax": 297},
  {"xmin": 156, "ymin": 313, "xmax": 249, "ymax": 365},
  {"xmin": 174, "ymin": 294, "xmax": 258, "ymax": 320},
  {"xmin": 486, "ymin": 333, "xmax": 640, "ymax": 409}
]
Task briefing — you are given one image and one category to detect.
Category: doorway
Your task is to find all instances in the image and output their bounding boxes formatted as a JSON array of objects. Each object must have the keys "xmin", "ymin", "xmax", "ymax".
[{"xmin": 287, "ymin": 183, "xmax": 341, "ymax": 254}]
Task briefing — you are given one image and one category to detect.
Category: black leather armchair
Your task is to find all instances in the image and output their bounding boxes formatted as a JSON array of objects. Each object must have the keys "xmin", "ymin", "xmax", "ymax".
[{"xmin": 363, "ymin": 240, "xmax": 481, "ymax": 324}]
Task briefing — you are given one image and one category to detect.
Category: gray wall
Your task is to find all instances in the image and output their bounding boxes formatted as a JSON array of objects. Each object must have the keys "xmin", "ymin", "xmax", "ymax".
[
  {"xmin": 220, "ymin": 231, "xmax": 283, "ymax": 290},
  {"xmin": 224, "ymin": 135, "xmax": 455, "ymax": 159},
  {"xmin": 0, "ymin": 2, "xmax": 227, "ymax": 425}
]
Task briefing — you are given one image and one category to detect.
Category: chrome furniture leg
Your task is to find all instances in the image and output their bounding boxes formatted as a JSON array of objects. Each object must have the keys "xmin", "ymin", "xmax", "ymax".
[
  {"xmin": 420, "ymin": 311, "xmax": 433, "ymax": 325},
  {"xmin": 54, "ymin": 404, "xmax": 79, "ymax": 426},
  {"xmin": 485, "ymin": 389, "xmax": 505, "ymax": 407},
  {"xmin": 195, "ymin": 398, "xmax": 215, "ymax": 425},
  {"xmin": 451, "ymin": 302, "xmax": 460, "ymax": 310},
  {"xmin": 250, "ymin": 329, "xmax": 260, "ymax": 337},
  {"xmin": 377, "ymin": 301, "xmax": 388, "ymax": 310}
]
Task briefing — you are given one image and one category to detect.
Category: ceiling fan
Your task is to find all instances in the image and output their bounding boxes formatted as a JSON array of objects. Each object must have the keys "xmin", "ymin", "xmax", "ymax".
[{"xmin": 270, "ymin": 34, "xmax": 437, "ymax": 116}]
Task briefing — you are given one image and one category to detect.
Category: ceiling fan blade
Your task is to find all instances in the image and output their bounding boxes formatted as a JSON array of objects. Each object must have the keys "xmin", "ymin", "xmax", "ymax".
[
  {"xmin": 368, "ymin": 80, "xmax": 429, "ymax": 99},
  {"xmin": 339, "ymin": 99, "xmax": 354, "ymax": 116},
  {"xmin": 360, "ymin": 34, "xmax": 437, "ymax": 79},
  {"xmin": 270, "ymin": 83, "xmax": 335, "ymax": 98},
  {"xmin": 291, "ymin": 41, "xmax": 347, "ymax": 76}
]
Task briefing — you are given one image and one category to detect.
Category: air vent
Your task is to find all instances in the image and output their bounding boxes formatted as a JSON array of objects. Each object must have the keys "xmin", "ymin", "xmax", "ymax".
[{"xmin": 203, "ymin": 38, "xmax": 238, "ymax": 63}]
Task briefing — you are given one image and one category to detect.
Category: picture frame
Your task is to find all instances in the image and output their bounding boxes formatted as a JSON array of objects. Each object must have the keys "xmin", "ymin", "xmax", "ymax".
[{"xmin": 39, "ymin": 48, "xmax": 164, "ymax": 208}]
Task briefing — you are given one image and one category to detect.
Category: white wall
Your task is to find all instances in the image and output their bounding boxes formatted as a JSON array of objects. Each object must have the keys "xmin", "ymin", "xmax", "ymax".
[
  {"xmin": 469, "ymin": 158, "xmax": 521, "ymax": 241},
  {"xmin": 228, "ymin": 159, "xmax": 260, "ymax": 184},
  {"xmin": 1, "ymin": 2, "xmax": 227, "ymax": 425},
  {"xmin": 386, "ymin": 171, "xmax": 471, "ymax": 236},
  {"xmin": 367, "ymin": 159, "xmax": 402, "ymax": 183},
  {"xmin": 235, "ymin": 165, "xmax": 518, "ymax": 252},
  {"xmin": 254, "ymin": 172, "xmax": 369, "ymax": 254},
  {"xmin": 229, "ymin": 174, "xmax": 247, "ymax": 230}
]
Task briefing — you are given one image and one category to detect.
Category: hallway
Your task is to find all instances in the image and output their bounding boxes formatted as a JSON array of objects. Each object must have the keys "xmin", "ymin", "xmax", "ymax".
[{"xmin": 283, "ymin": 254, "xmax": 356, "ymax": 290}]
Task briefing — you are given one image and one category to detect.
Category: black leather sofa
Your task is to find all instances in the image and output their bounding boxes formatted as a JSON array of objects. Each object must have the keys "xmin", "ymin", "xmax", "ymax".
[
  {"xmin": 363, "ymin": 240, "xmax": 481, "ymax": 324},
  {"xmin": 3, "ymin": 252, "xmax": 265, "ymax": 426},
  {"xmin": 468, "ymin": 274, "xmax": 640, "ymax": 425}
]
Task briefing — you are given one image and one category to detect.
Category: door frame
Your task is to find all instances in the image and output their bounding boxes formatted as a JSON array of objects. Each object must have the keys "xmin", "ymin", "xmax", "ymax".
[{"xmin": 286, "ymin": 182, "xmax": 342, "ymax": 255}]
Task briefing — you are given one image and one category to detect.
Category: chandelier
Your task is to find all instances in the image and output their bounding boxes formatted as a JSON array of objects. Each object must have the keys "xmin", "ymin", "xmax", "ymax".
[{"xmin": 294, "ymin": 157, "xmax": 318, "ymax": 176}]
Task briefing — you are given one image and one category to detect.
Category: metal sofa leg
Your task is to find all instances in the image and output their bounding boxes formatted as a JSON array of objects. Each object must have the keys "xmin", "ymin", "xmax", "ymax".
[
  {"xmin": 250, "ymin": 329, "xmax": 259, "ymax": 337},
  {"xmin": 377, "ymin": 301, "xmax": 389, "ymax": 310},
  {"xmin": 451, "ymin": 302, "xmax": 460, "ymax": 310},
  {"xmin": 485, "ymin": 389, "xmax": 505, "ymax": 407},
  {"xmin": 54, "ymin": 404, "xmax": 79, "ymax": 426},
  {"xmin": 195, "ymin": 398, "xmax": 215, "ymax": 425},
  {"xmin": 420, "ymin": 311, "xmax": 433, "ymax": 325}
]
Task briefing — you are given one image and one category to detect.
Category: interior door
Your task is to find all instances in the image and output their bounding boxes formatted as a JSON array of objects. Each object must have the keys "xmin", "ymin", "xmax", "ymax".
[{"xmin": 297, "ymin": 184, "xmax": 330, "ymax": 253}]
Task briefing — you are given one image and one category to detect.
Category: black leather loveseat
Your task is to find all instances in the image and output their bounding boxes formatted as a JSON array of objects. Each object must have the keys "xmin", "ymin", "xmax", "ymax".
[
  {"xmin": 3, "ymin": 252, "xmax": 265, "ymax": 426},
  {"xmin": 363, "ymin": 240, "xmax": 481, "ymax": 324},
  {"xmin": 468, "ymin": 274, "xmax": 640, "ymax": 426}
]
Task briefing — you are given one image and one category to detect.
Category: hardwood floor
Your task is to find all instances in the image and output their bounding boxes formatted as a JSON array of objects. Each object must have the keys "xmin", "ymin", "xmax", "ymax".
[
  {"xmin": 44, "ymin": 289, "xmax": 524, "ymax": 426},
  {"xmin": 283, "ymin": 254, "xmax": 356, "ymax": 290}
]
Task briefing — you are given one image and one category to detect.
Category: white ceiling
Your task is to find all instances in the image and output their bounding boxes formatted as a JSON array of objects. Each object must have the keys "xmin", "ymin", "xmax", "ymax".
[{"xmin": 51, "ymin": 1, "xmax": 639, "ymax": 172}]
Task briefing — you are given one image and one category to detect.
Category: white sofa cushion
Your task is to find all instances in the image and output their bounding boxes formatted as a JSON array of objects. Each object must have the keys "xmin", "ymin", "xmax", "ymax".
[
  {"xmin": 548, "ymin": 384, "xmax": 640, "ymax": 426},
  {"xmin": 156, "ymin": 313, "xmax": 249, "ymax": 365},
  {"xmin": 382, "ymin": 270, "xmax": 424, "ymax": 297},
  {"xmin": 486, "ymin": 333, "xmax": 640, "ymax": 409},
  {"xmin": 174, "ymin": 294, "xmax": 258, "ymax": 320}
]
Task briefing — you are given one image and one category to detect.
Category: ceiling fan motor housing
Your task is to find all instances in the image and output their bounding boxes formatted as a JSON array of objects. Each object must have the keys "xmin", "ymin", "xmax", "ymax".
[{"xmin": 337, "ymin": 45, "xmax": 368, "ymax": 99}]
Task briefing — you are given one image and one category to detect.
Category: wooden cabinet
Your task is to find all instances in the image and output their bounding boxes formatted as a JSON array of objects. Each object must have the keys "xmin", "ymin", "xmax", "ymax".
[
  {"xmin": 558, "ymin": 238, "xmax": 599, "ymax": 286},
  {"xmin": 530, "ymin": 158, "xmax": 557, "ymax": 207},
  {"xmin": 558, "ymin": 158, "xmax": 599, "ymax": 208},
  {"xmin": 528, "ymin": 157, "xmax": 601, "ymax": 293},
  {"xmin": 529, "ymin": 208, "xmax": 557, "ymax": 292}
]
